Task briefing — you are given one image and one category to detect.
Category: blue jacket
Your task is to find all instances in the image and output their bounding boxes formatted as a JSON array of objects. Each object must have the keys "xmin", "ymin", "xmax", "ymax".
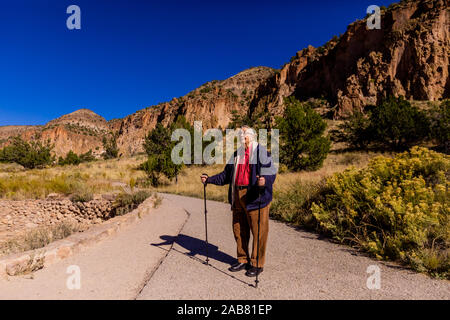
[{"xmin": 206, "ymin": 144, "xmax": 276, "ymax": 211}]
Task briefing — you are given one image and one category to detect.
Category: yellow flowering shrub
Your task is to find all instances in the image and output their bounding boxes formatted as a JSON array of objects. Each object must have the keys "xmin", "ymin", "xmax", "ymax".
[{"xmin": 311, "ymin": 147, "xmax": 449, "ymax": 278}]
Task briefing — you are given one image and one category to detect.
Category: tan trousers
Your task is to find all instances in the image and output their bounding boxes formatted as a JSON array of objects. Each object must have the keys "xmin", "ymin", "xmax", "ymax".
[{"xmin": 232, "ymin": 187, "xmax": 270, "ymax": 268}]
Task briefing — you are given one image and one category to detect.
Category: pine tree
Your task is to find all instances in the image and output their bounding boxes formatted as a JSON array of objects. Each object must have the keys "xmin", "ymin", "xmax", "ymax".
[
  {"xmin": 276, "ymin": 97, "xmax": 331, "ymax": 171},
  {"xmin": 142, "ymin": 123, "xmax": 182, "ymax": 186}
]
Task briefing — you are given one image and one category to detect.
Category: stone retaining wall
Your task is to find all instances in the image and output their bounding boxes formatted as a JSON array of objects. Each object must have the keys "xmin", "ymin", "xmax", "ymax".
[
  {"xmin": 0, "ymin": 196, "xmax": 156, "ymax": 278},
  {"xmin": 0, "ymin": 196, "xmax": 115, "ymax": 242}
]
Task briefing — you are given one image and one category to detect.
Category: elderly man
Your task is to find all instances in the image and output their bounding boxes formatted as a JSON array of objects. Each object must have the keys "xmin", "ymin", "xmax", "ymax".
[{"xmin": 200, "ymin": 126, "xmax": 276, "ymax": 277}]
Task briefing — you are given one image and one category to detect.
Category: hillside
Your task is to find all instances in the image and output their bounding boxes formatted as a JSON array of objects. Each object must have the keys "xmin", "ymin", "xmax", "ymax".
[
  {"xmin": 0, "ymin": 109, "xmax": 108, "ymax": 158},
  {"xmin": 0, "ymin": 67, "xmax": 276, "ymax": 157},
  {"xmin": 0, "ymin": 0, "xmax": 448, "ymax": 157},
  {"xmin": 0, "ymin": 126, "xmax": 39, "ymax": 144},
  {"xmin": 113, "ymin": 66, "xmax": 276, "ymax": 155},
  {"xmin": 250, "ymin": 0, "xmax": 449, "ymax": 119}
]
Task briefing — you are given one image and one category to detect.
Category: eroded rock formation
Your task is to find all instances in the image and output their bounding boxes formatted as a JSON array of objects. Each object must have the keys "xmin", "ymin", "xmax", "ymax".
[{"xmin": 0, "ymin": 0, "xmax": 448, "ymax": 156}]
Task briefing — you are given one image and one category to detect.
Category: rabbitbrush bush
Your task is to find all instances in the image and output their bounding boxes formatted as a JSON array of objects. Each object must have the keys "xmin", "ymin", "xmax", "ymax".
[{"xmin": 311, "ymin": 147, "xmax": 449, "ymax": 278}]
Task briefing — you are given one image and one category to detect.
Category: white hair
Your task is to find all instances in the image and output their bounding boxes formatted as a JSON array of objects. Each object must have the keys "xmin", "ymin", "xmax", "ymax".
[{"xmin": 241, "ymin": 125, "xmax": 257, "ymax": 139}]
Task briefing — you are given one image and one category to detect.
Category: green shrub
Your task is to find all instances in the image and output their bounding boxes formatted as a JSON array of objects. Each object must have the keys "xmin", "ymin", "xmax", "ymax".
[
  {"xmin": 140, "ymin": 154, "xmax": 179, "ymax": 187},
  {"xmin": 141, "ymin": 123, "xmax": 182, "ymax": 186},
  {"xmin": 113, "ymin": 191, "xmax": 152, "ymax": 216},
  {"xmin": 171, "ymin": 116, "xmax": 194, "ymax": 165},
  {"xmin": 429, "ymin": 99, "xmax": 449, "ymax": 154},
  {"xmin": 341, "ymin": 96, "xmax": 431, "ymax": 151},
  {"xmin": 79, "ymin": 149, "xmax": 95, "ymax": 163},
  {"xmin": 143, "ymin": 123, "xmax": 172, "ymax": 156},
  {"xmin": 200, "ymin": 86, "xmax": 212, "ymax": 94},
  {"xmin": 70, "ymin": 191, "xmax": 94, "ymax": 203},
  {"xmin": 228, "ymin": 110, "xmax": 251, "ymax": 130},
  {"xmin": 59, "ymin": 150, "xmax": 81, "ymax": 166},
  {"xmin": 310, "ymin": 147, "xmax": 449, "ymax": 277},
  {"xmin": 276, "ymin": 97, "xmax": 331, "ymax": 171},
  {"xmin": 59, "ymin": 149, "xmax": 95, "ymax": 166},
  {"xmin": 0, "ymin": 137, "xmax": 54, "ymax": 169},
  {"xmin": 102, "ymin": 133, "xmax": 119, "ymax": 159},
  {"xmin": 339, "ymin": 110, "xmax": 371, "ymax": 149},
  {"xmin": 368, "ymin": 96, "xmax": 430, "ymax": 150},
  {"xmin": 271, "ymin": 182, "xmax": 323, "ymax": 227}
]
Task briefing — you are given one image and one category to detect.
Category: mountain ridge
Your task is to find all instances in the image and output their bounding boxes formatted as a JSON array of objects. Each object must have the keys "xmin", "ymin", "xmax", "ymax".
[{"xmin": 0, "ymin": 0, "xmax": 448, "ymax": 157}]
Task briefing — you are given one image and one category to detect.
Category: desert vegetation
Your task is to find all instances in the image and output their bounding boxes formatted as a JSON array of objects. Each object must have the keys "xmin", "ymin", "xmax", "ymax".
[
  {"xmin": 338, "ymin": 97, "xmax": 448, "ymax": 152},
  {"xmin": 0, "ymin": 137, "xmax": 98, "ymax": 168},
  {"xmin": 0, "ymin": 137, "xmax": 54, "ymax": 169},
  {"xmin": 0, "ymin": 156, "xmax": 148, "ymax": 200},
  {"xmin": 156, "ymin": 150, "xmax": 384, "ymax": 201},
  {"xmin": 58, "ymin": 149, "xmax": 96, "ymax": 166},
  {"xmin": 153, "ymin": 97, "xmax": 449, "ymax": 278},
  {"xmin": 276, "ymin": 97, "xmax": 331, "ymax": 171},
  {"xmin": 102, "ymin": 132, "xmax": 119, "ymax": 159},
  {"xmin": 272, "ymin": 147, "xmax": 449, "ymax": 278},
  {"xmin": 0, "ymin": 96, "xmax": 448, "ymax": 278},
  {"xmin": 0, "ymin": 220, "xmax": 81, "ymax": 257},
  {"xmin": 140, "ymin": 123, "xmax": 182, "ymax": 187}
]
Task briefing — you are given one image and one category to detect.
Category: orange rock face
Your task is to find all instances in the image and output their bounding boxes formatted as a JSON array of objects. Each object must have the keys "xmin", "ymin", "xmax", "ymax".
[
  {"xmin": 114, "ymin": 67, "xmax": 276, "ymax": 155},
  {"xmin": 253, "ymin": 0, "xmax": 449, "ymax": 118},
  {"xmin": 0, "ymin": 109, "xmax": 107, "ymax": 158},
  {"xmin": 0, "ymin": 0, "xmax": 448, "ymax": 156}
]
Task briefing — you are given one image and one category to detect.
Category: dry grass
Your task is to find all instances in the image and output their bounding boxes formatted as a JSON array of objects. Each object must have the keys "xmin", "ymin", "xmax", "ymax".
[
  {"xmin": 0, "ymin": 220, "xmax": 81, "ymax": 257},
  {"xmin": 152, "ymin": 194, "xmax": 163, "ymax": 208},
  {"xmin": 0, "ymin": 163, "xmax": 26, "ymax": 173},
  {"xmin": 0, "ymin": 156, "xmax": 148, "ymax": 200},
  {"xmin": 0, "ymin": 189, "xmax": 154, "ymax": 258},
  {"xmin": 156, "ymin": 164, "xmax": 228, "ymax": 202},
  {"xmin": 0, "ymin": 150, "xmax": 393, "ymax": 261},
  {"xmin": 112, "ymin": 190, "xmax": 153, "ymax": 216},
  {"xmin": 156, "ymin": 150, "xmax": 390, "ymax": 201},
  {"xmin": 0, "ymin": 149, "xmax": 390, "ymax": 202},
  {"xmin": 12, "ymin": 252, "xmax": 46, "ymax": 276}
]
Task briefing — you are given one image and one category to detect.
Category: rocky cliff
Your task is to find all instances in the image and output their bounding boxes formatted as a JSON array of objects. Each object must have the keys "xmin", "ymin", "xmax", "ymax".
[
  {"xmin": 113, "ymin": 66, "xmax": 276, "ymax": 155},
  {"xmin": 0, "ymin": 109, "xmax": 108, "ymax": 158},
  {"xmin": 0, "ymin": 67, "xmax": 276, "ymax": 157},
  {"xmin": 0, "ymin": 0, "xmax": 448, "ymax": 157},
  {"xmin": 250, "ymin": 0, "xmax": 449, "ymax": 119}
]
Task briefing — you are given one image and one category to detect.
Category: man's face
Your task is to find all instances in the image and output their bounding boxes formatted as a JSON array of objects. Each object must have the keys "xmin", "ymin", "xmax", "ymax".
[{"xmin": 240, "ymin": 127, "xmax": 252, "ymax": 148}]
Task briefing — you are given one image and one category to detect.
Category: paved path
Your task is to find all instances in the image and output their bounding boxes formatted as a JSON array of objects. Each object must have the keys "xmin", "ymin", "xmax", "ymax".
[
  {"xmin": 1, "ymin": 194, "xmax": 449, "ymax": 299},
  {"xmin": 0, "ymin": 199, "xmax": 188, "ymax": 299},
  {"xmin": 138, "ymin": 194, "xmax": 450, "ymax": 300}
]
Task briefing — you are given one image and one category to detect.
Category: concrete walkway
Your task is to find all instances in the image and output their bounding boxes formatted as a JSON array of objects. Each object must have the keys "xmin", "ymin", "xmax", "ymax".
[
  {"xmin": 138, "ymin": 194, "xmax": 450, "ymax": 300},
  {"xmin": 1, "ymin": 194, "xmax": 449, "ymax": 299},
  {"xmin": 0, "ymin": 198, "xmax": 188, "ymax": 299}
]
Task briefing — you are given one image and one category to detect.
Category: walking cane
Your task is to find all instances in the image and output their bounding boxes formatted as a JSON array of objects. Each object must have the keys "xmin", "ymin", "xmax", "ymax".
[
  {"xmin": 203, "ymin": 176, "xmax": 210, "ymax": 266},
  {"xmin": 255, "ymin": 183, "xmax": 263, "ymax": 288}
]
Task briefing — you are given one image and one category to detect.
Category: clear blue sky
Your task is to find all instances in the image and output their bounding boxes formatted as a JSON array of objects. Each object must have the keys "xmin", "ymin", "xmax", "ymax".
[{"xmin": 0, "ymin": 0, "xmax": 395, "ymax": 125}]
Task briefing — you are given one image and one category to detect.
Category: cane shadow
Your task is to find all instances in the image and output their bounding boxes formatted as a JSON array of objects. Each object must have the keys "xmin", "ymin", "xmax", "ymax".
[
  {"xmin": 151, "ymin": 234, "xmax": 254, "ymax": 287},
  {"xmin": 152, "ymin": 234, "xmax": 237, "ymax": 266}
]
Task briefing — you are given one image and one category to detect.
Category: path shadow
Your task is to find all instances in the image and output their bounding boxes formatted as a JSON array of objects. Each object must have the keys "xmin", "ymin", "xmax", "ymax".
[
  {"xmin": 152, "ymin": 234, "xmax": 236, "ymax": 266},
  {"xmin": 151, "ymin": 234, "xmax": 255, "ymax": 287}
]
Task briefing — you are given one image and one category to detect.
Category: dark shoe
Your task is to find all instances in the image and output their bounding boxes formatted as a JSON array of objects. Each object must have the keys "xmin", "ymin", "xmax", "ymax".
[
  {"xmin": 228, "ymin": 262, "xmax": 250, "ymax": 272},
  {"xmin": 245, "ymin": 267, "xmax": 263, "ymax": 277}
]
